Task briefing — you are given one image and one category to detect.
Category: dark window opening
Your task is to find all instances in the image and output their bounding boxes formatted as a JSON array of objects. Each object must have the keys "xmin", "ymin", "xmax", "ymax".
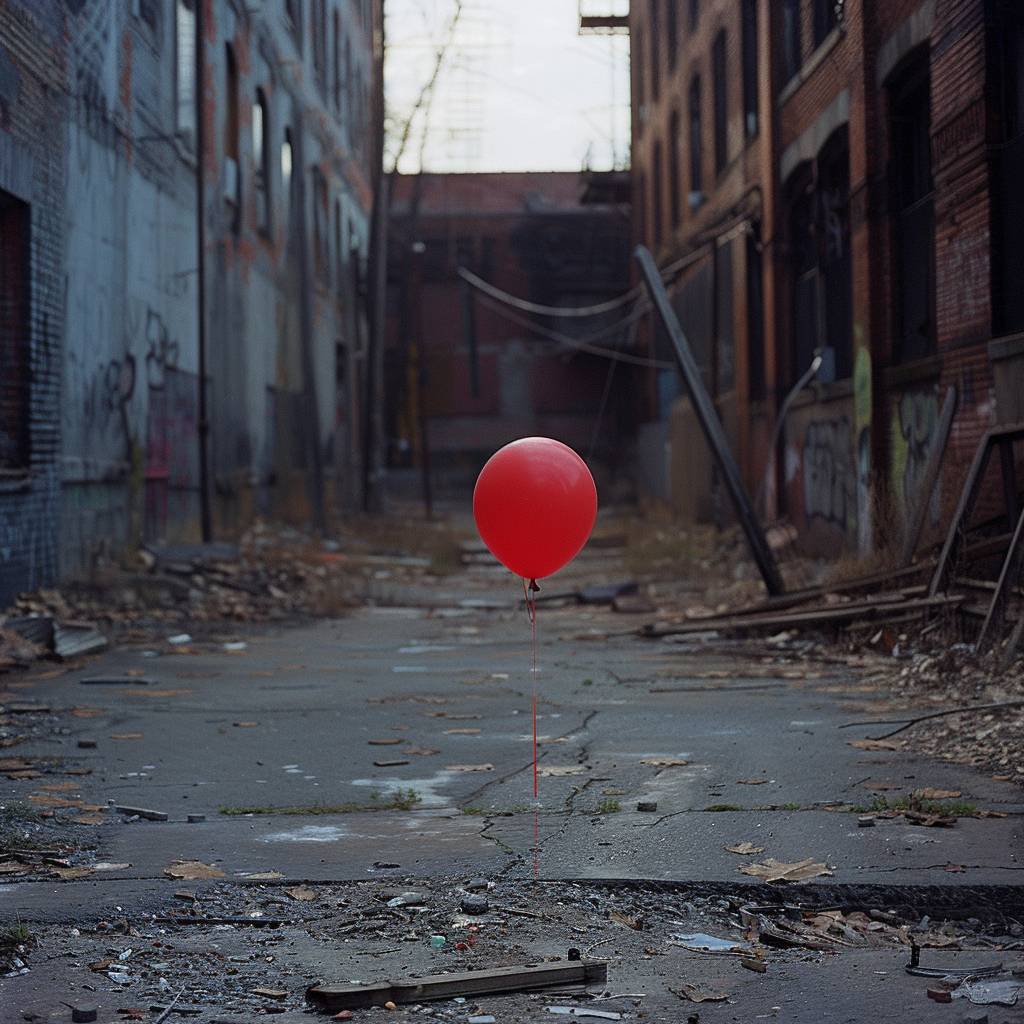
[
  {"xmin": 254, "ymin": 89, "xmax": 271, "ymax": 234},
  {"xmin": 992, "ymin": 0, "xmax": 1024, "ymax": 335},
  {"xmin": 335, "ymin": 198, "xmax": 344, "ymax": 296},
  {"xmin": 688, "ymin": 0, "xmax": 699, "ymax": 31},
  {"xmin": 313, "ymin": 167, "xmax": 328, "ymax": 278},
  {"xmin": 286, "ymin": 0, "xmax": 302, "ymax": 43},
  {"xmin": 668, "ymin": 110, "xmax": 681, "ymax": 229},
  {"xmin": 746, "ymin": 229, "xmax": 766, "ymax": 399},
  {"xmin": 688, "ymin": 74, "xmax": 702, "ymax": 197},
  {"xmin": 667, "ymin": 0, "xmax": 678, "ymax": 70},
  {"xmin": 652, "ymin": 139, "xmax": 664, "ymax": 248},
  {"xmin": 637, "ymin": 170, "xmax": 647, "ymax": 246},
  {"xmin": 813, "ymin": 0, "xmax": 838, "ymax": 47},
  {"xmin": 888, "ymin": 49, "xmax": 934, "ymax": 363},
  {"xmin": 224, "ymin": 43, "xmax": 240, "ymax": 231},
  {"xmin": 712, "ymin": 31, "xmax": 727, "ymax": 176},
  {"xmin": 312, "ymin": 0, "xmax": 327, "ymax": 94},
  {"xmin": 781, "ymin": 0, "xmax": 801, "ymax": 86},
  {"xmin": 786, "ymin": 127, "xmax": 852, "ymax": 384},
  {"xmin": 0, "ymin": 190, "xmax": 29, "ymax": 472},
  {"xmin": 742, "ymin": 0, "xmax": 758, "ymax": 138},
  {"xmin": 634, "ymin": 26, "xmax": 645, "ymax": 113},
  {"xmin": 649, "ymin": 0, "xmax": 660, "ymax": 102},
  {"xmin": 333, "ymin": 11, "xmax": 342, "ymax": 112}
]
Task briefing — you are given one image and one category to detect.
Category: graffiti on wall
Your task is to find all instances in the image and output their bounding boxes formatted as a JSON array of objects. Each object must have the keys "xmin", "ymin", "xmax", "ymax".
[
  {"xmin": 803, "ymin": 416, "xmax": 856, "ymax": 531},
  {"xmin": 893, "ymin": 389, "xmax": 940, "ymax": 522}
]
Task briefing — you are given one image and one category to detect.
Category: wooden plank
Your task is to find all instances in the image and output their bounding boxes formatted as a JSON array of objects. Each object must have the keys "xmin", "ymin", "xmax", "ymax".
[
  {"xmin": 641, "ymin": 594, "xmax": 964, "ymax": 639},
  {"xmin": 307, "ymin": 960, "xmax": 608, "ymax": 1011}
]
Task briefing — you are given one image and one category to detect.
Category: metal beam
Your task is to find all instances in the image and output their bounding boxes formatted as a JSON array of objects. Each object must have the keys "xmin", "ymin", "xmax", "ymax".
[{"xmin": 634, "ymin": 245, "xmax": 785, "ymax": 596}]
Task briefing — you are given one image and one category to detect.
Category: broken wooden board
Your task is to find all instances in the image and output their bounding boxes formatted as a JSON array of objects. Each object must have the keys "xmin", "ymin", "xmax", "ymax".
[{"xmin": 307, "ymin": 960, "xmax": 608, "ymax": 1011}]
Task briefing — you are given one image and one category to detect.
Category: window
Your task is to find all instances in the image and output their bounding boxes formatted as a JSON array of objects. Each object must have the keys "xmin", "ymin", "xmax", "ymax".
[
  {"xmin": 634, "ymin": 26, "xmax": 645, "ymax": 113},
  {"xmin": 688, "ymin": 74, "xmax": 702, "ymax": 198},
  {"xmin": 313, "ymin": 167, "xmax": 328, "ymax": 277},
  {"xmin": 333, "ymin": 11, "xmax": 342, "ymax": 112},
  {"xmin": 888, "ymin": 50, "xmax": 934, "ymax": 363},
  {"xmin": 813, "ymin": 0, "xmax": 838, "ymax": 47},
  {"xmin": 742, "ymin": 0, "xmax": 758, "ymax": 138},
  {"xmin": 224, "ymin": 44, "xmax": 240, "ymax": 227},
  {"xmin": 781, "ymin": 0, "xmax": 801, "ymax": 86},
  {"xmin": 688, "ymin": 0, "xmax": 699, "ymax": 30},
  {"xmin": 712, "ymin": 31, "xmax": 727, "ymax": 176},
  {"xmin": 746, "ymin": 229, "xmax": 766, "ymax": 399},
  {"xmin": 649, "ymin": 0, "xmax": 659, "ymax": 103},
  {"xmin": 992, "ymin": 1, "xmax": 1024, "ymax": 335},
  {"xmin": 666, "ymin": 1, "xmax": 678, "ymax": 71},
  {"xmin": 286, "ymin": 0, "xmax": 302, "ymax": 42},
  {"xmin": 254, "ymin": 90, "xmax": 271, "ymax": 233},
  {"xmin": 652, "ymin": 139, "xmax": 664, "ymax": 248},
  {"xmin": 312, "ymin": 0, "xmax": 327, "ymax": 94},
  {"xmin": 335, "ymin": 198, "xmax": 344, "ymax": 295},
  {"xmin": 175, "ymin": 0, "xmax": 195, "ymax": 138},
  {"xmin": 0, "ymin": 190, "xmax": 29, "ymax": 472},
  {"xmin": 786, "ymin": 127, "xmax": 852, "ymax": 384},
  {"xmin": 344, "ymin": 38, "xmax": 353, "ymax": 142},
  {"xmin": 282, "ymin": 128, "xmax": 294, "ymax": 221},
  {"xmin": 668, "ymin": 111, "xmax": 681, "ymax": 228}
]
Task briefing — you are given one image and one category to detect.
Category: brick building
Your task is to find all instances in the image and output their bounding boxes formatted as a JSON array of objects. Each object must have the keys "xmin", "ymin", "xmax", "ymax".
[
  {"xmin": 631, "ymin": 0, "xmax": 1024, "ymax": 556},
  {"xmin": 0, "ymin": 0, "xmax": 382, "ymax": 605},
  {"xmin": 385, "ymin": 171, "xmax": 633, "ymax": 494}
]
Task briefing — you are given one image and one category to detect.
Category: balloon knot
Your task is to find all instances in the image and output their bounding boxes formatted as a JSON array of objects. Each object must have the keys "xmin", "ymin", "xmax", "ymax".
[{"xmin": 529, "ymin": 578, "xmax": 540, "ymax": 592}]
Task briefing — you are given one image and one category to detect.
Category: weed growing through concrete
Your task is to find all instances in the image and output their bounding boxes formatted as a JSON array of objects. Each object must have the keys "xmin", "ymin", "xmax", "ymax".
[
  {"xmin": 596, "ymin": 798, "xmax": 621, "ymax": 814},
  {"xmin": 220, "ymin": 788, "xmax": 422, "ymax": 816}
]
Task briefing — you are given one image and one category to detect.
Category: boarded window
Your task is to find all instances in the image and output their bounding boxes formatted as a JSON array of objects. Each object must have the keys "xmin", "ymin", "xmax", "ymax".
[
  {"xmin": 712, "ymin": 30, "xmax": 727, "ymax": 176},
  {"xmin": 0, "ymin": 190, "xmax": 29, "ymax": 472},
  {"xmin": 742, "ymin": 0, "xmax": 758, "ymax": 138},
  {"xmin": 175, "ymin": 0, "xmax": 195, "ymax": 138},
  {"xmin": 888, "ymin": 49, "xmax": 934, "ymax": 363}
]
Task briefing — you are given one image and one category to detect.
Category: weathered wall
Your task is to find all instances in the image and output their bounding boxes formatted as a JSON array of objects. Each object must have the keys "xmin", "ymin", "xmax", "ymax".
[{"xmin": 0, "ymin": 1, "xmax": 65, "ymax": 606}]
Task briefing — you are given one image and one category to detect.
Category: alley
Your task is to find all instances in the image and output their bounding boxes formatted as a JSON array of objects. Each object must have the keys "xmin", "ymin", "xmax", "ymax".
[{"xmin": 1, "ymin": 515, "xmax": 1022, "ymax": 1021}]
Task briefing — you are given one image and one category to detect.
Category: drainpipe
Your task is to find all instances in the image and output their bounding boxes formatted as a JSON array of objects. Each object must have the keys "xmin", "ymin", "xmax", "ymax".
[{"xmin": 195, "ymin": 0, "xmax": 212, "ymax": 542}]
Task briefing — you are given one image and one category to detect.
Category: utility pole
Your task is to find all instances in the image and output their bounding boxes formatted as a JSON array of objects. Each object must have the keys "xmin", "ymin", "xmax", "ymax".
[{"xmin": 194, "ymin": 0, "xmax": 212, "ymax": 542}]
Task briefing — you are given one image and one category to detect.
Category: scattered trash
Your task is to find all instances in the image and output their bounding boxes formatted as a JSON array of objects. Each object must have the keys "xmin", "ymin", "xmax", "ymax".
[
  {"xmin": 253, "ymin": 987, "xmax": 288, "ymax": 1000},
  {"xmin": 738, "ymin": 858, "xmax": 833, "ymax": 882},
  {"xmin": 284, "ymin": 886, "xmax": 318, "ymax": 901},
  {"xmin": 163, "ymin": 860, "xmax": 225, "ymax": 880},
  {"xmin": 671, "ymin": 984, "xmax": 730, "ymax": 1003},
  {"xmin": 741, "ymin": 958, "xmax": 767, "ymax": 974},
  {"xmin": 636, "ymin": 801, "xmax": 658, "ymax": 812},
  {"xmin": 639, "ymin": 757, "xmax": 688, "ymax": 767},
  {"xmin": 167, "ymin": 634, "xmax": 192, "ymax": 646},
  {"xmin": 956, "ymin": 977, "xmax": 1024, "ymax": 1006},
  {"xmin": 374, "ymin": 759, "xmax": 411, "ymax": 767},
  {"xmin": 670, "ymin": 933, "xmax": 747, "ymax": 953},
  {"xmin": 546, "ymin": 1008, "xmax": 623, "ymax": 1020},
  {"xmin": 538, "ymin": 765, "xmax": 588, "ymax": 777},
  {"xmin": 387, "ymin": 892, "xmax": 426, "ymax": 907},
  {"xmin": 468, "ymin": 1016, "xmax": 497, "ymax": 1023},
  {"xmin": 430, "ymin": 935, "xmax": 446, "ymax": 949},
  {"xmin": 610, "ymin": 911, "xmax": 644, "ymax": 931},
  {"xmin": 223, "ymin": 641, "xmax": 248, "ymax": 651},
  {"xmin": 187, "ymin": 813, "xmax": 206, "ymax": 823},
  {"xmin": 114, "ymin": 804, "xmax": 168, "ymax": 821},
  {"xmin": 445, "ymin": 763, "xmax": 495, "ymax": 772},
  {"xmin": 461, "ymin": 894, "xmax": 489, "ymax": 915}
]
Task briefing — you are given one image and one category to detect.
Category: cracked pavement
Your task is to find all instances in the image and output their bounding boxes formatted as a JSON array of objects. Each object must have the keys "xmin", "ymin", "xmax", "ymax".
[{"xmin": 1, "ymin": 520, "xmax": 1023, "ymax": 1021}]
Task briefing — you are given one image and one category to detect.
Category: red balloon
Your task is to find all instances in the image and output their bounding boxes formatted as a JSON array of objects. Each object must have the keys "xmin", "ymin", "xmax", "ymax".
[{"xmin": 473, "ymin": 437, "xmax": 598, "ymax": 581}]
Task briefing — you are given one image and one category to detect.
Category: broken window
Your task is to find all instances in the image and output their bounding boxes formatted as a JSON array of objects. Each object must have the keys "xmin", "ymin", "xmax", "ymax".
[
  {"xmin": 786, "ymin": 127, "xmax": 852, "ymax": 384},
  {"xmin": 712, "ymin": 30, "xmax": 727, "ymax": 176},
  {"xmin": 813, "ymin": 0, "xmax": 838, "ymax": 47},
  {"xmin": 742, "ymin": 0, "xmax": 758, "ymax": 138},
  {"xmin": 688, "ymin": 74, "xmax": 702, "ymax": 198},
  {"xmin": 888, "ymin": 48, "xmax": 934, "ymax": 363},
  {"xmin": 780, "ymin": 0, "xmax": 801, "ymax": 86},
  {"xmin": 254, "ymin": 89, "xmax": 271, "ymax": 234},
  {"xmin": 992, "ymin": 0, "xmax": 1024, "ymax": 336},
  {"xmin": 669, "ymin": 110, "xmax": 681, "ymax": 229},
  {"xmin": 175, "ymin": 0, "xmax": 195, "ymax": 139},
  {"xmin": 0, "ymin": 190, "xmax": 29, "ymax": 473},
  {"xmin": 652, "ymin": 138, "xmax": 664, "ymax": 248}
]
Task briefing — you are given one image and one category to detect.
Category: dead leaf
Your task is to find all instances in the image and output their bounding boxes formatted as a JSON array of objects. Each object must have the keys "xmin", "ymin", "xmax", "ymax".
[
  {"xmin": 29, "ymin": 794, "xmax": 83, "ymax": 808},
  {"xmin": 111, "ymin": 732, "xmax": 144, "ymax": 740},
  {"xmin": 38, "ymin": 780, "xmax": 78, "ymax": 792},
  {"xmin": 912, "ymin": 788, "xmax": 961, "ymax": 800},
  {"xmin": 725, "ymin": 842, "xmax": 765, "ymax": 855},
  {"xmin": 848, "ymin": 738, "xmax": 900, "ymax": 751},
  {"xmin": 640, "ymin": 757, "xmax": 689, "ymax": 767},
  {"xmin": 164, "ymin": 860, "xmax": 225, "ymax": 880},
  {"xmin": 943, "ymin": 863, "xmax": 966, "ymax": 873},
  {"xmin": 70, "ymin": 707, "xmax": 104, "ymax": 718},
  {"xmin": 284, "ymin": 885, "xmax": 318, "ymax": 901},
  {"xmin": 124, "ymin": 687, "xmax": 192, "ymax": 698},
  {"xmin": 51, "ymin": 866, "xmax": 95, "ymax": 880},
  {"xmin": 902, "ymin": 810, "xmax": 955, "ymax": 827},
  {"xmin": 404, "ymin": 746, "xmax": 440, "ymax": 756},
  {"xmin": 444, "ymin": 728, "xmax": 481, "ymax": 735},
  {"xmin": 610, "ymin": 910, "xmax": 643, "ymax": 930},
  {"xmin": 233, "ymin": 721, "xmax": 258, "ymax": 728},
  {"xmin": 93, "ymin": 862, "xmax": 130, "ymax": 871},
  {"xmin": 736, "ymin": 778, "xmax": 769, "ymax": 785},
  {"xmin": 739, "ymin": 858, "xmax": 833, "ymax": 882},
  {"xmin": 673, "ymin": 984, "xmax": 730, "ymax": 1003},
  {"xmin": 71, "ymin": 813, "xmax": 107, "ymax": 825},
  {"xmin": 237, "ymin": 871, "xmax": 284, "ymax": 880},
  {"xmin": 538, "ymin": 765, "xmax": 587, "ymax": 777},
  {"xmin": 445, "ymin": 763, "xmax": 494, "ymax": 772}
]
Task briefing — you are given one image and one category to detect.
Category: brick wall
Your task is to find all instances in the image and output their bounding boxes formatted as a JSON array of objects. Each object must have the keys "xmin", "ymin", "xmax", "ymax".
[{"xmin": 0, "ymin": 1, "xmax": 64, "ymax": 606}]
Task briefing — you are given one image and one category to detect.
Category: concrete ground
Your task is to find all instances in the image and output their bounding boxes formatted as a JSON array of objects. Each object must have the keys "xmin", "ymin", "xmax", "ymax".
[{"xmin": 1, "ymin": 521, "xmax": 1022, "ymax": 1022}]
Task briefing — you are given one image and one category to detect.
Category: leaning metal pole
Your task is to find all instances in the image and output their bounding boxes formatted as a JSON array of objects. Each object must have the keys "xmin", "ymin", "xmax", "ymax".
[{"xmin": 634, "ymin": 245, "xmax": 785, "ymax": 597}]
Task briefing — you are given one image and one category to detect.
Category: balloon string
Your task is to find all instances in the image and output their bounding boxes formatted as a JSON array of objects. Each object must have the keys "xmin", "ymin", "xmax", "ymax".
[{"xmin": 524, "ymin": 577, "xmax": 540, "ymax": 799}]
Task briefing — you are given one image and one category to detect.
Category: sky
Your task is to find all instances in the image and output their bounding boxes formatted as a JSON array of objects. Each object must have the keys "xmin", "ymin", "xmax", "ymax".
[{"xmin": 384, "ymin": 0, "xmax": 631, "ymax": 174}]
